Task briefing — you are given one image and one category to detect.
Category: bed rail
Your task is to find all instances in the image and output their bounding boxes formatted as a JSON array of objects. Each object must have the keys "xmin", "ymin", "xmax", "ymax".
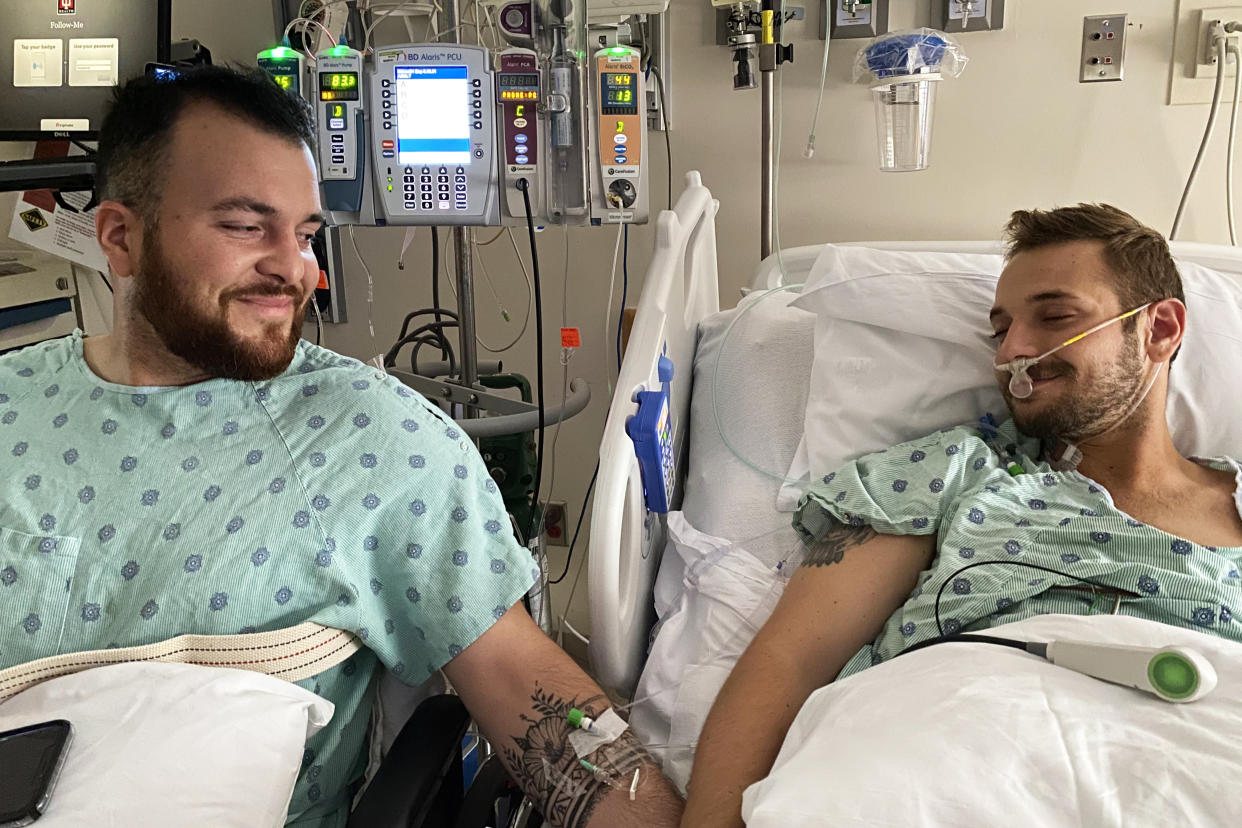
[{"xmin": 588, "ymin": 171, "xmax": 720, "ymax": 695}]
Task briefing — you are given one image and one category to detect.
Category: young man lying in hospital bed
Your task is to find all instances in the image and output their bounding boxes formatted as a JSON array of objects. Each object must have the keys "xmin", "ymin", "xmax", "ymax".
[
  {"xmin": 0, "ymin": 67, "xmax": 683, "ymax": 827},
  {"xmin": 683, "ymin": 205, "xmax": 1242, "ymax": 827}
]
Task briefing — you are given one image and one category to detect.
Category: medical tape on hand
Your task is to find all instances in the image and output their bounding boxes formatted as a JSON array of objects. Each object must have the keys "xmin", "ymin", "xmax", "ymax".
[{"xmin": 569, "ymin": 708, "xmax": 629, "ymax": 758}]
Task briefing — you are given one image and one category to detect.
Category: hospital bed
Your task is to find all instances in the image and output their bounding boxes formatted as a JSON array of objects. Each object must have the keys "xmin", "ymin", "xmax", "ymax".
[
  {"xmin": 588, "ymin": 172, "xmax": 1242, "ymax": 798},
  {"xmin": 587, "ymin": 171, "xmax": 1018, "ymax": 697}
]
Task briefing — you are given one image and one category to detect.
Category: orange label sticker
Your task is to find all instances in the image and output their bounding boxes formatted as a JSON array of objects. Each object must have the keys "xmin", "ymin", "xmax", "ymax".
[
  {"xmin": 317, "ymin": 270, "xmax": 329, "ymax": 290},
  {"xmin": 560, "ymin": 327, "xmax": 581, "ymax": 348}
]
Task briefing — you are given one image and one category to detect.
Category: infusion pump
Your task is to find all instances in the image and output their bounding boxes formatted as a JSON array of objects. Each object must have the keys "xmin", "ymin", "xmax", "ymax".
[
  {"xmin": 369, "ymin": 45, "xmax": 500, "ymax": 226},
  {"xmin": 295, "ymin": 41, "xmax": 647, "ymax": 228}
]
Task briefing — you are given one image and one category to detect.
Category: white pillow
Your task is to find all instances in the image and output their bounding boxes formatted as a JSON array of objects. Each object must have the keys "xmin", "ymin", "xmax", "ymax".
[
  {"xmin": 742, "ymin": 614, "xmax": 1242, "ymax": 827},
  {"xmin": 681, "ymin": 288, "xmax": 815, "ymax": 537},
  {"xmin": 0, "ymin": 662, "xmax": 333, "ymax": 827},
  {"xmin": 790, "ymin": 244, "xmax": 1242, "ymax": 482}
]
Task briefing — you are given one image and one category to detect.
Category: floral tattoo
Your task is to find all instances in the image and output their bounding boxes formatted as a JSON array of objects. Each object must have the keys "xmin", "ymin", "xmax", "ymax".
[{"xmin": 501, "ymin": 684, "xmax": 655, "ymax": 828}]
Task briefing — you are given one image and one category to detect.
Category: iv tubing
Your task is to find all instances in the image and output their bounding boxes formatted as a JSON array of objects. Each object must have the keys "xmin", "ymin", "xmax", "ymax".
[{"xmin": 805, "ymin": 11, "xmax": 831, "ymax": 158}]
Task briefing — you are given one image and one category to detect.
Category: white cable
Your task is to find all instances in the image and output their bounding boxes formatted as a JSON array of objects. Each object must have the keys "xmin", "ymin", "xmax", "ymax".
[
  {"xmin": 453, "ymin": 231, "xmax": 532, "ymax": 353},
  {"xmin": 603, "ymin": 222, "xmax": 625, "ymax": 399},
  {"xmin": 365, "ymin": 0, "xmax": 431, "ymax": 53},
  {"xmin": 1172, "ymin": 36, "xmax": 1229, "ymax": 240},
  {"xmin": 558, "ymin": 523, "xmax": 591, "ymax": 647},
  {"xmin": 283, "ymin": 17, "xmax": 337, "ymax": 59},
  {"xmin": 479, "ymin": 228, "xmax": 534, "ymax": 352},
  {"xmin": 471, "ymin": 237, "xmax": 507, "ymax": 315},
  {"xmin": 443, "ymin": 231, "xmax": 533, "ymax": 353},
  {"xmin": 346, "ymin": 225, "xmax": 377, "ymax": 338},
  {"xmin": 804, "ymin": 9, "xmax": 831, "ymax": 158},
  {"xmin": 560, "ymin": 619, "xmax": 591, "ymax": 647},
  {"xmin": 536, "ymin": 365, "xmax": 571, "ymax": 532},
  {"xmin": 478, "ymin": 0, "xmax": 502, "ymax": 50},
  {"xmin": 422, "ymin": 1, "xmax": 444, "ymax": 41},
  {"xmin": 1228, "ymin": 40, "xmax": 1242, "ymax": 245}
]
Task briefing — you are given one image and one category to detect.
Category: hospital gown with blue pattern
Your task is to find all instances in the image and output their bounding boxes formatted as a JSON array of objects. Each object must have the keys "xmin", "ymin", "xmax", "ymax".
[
  {"xmin": 0, "ymin": 332, "xmax": 536, "ymax": 827},
  {"xmin": 794, "ymin": 415, "xmax": 1242, "ymax": 681}
]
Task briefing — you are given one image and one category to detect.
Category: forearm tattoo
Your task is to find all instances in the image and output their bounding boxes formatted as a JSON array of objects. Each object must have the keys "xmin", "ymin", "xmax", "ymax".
[
  {"xmin": 801, "ymin": 518, "xmax": 876, "ymax": 568},
  {"xmin": 501, "ymin": 685, "xmax": 657, "ymax": 828}
]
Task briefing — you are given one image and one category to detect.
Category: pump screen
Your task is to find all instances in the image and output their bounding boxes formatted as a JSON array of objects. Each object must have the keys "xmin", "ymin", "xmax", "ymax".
[
  {"xmin": 395, "ymin": 65, "xmax": 470, "ymax": 164},
  {"xmin": 499, "ymin": 73, "xmax": 538, "ymax": 87},
  {"xmin": 319, "ymin": 72, "xmax": 358, "ymax": 100},
  {"xmin": 498, "ymin": 72, "xmax": 539, "ymax": 100},
  {"xmin": 601, "ymin": 72, "xmax": 637, "ymax": 114}
]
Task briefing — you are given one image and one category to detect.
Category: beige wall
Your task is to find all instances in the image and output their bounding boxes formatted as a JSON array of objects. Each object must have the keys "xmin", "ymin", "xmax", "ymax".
[{"xmin": 5, "ymin": 1, "xmax": 1237, "ymax": 648}]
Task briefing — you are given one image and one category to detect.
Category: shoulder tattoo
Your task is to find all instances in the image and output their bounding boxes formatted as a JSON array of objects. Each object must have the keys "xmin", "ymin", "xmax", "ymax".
[{"xmin": 800, "ymin": 518, "xmax": 877, "ymax": 568}]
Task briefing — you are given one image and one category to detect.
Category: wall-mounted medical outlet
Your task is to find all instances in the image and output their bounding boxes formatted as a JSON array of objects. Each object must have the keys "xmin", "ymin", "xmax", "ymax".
[
  {"xmin": 1081, "ymin": 14, "xmax": 1127, "ymax": 83},
  {"xmin": 1193, "ymin": 6, "xmax": 1242, "ymax": 78},
  {"xmin": 821, "ymin": 0, "xmax": 889, "ymax": 41},
  {"xmin": 932, "ymin": 0, "xmax": 1004, "ymax": 33},
  {"xmin": 1170, "ymin": 2, "xmax": 1242, "ymax": 104},
  {"xmin": 715, "ymin": 4, "xmax": 804, "ymax": 47},
  {"xmin": 543, "ymin": 501, "xmax": 568, "ymax": 546}
]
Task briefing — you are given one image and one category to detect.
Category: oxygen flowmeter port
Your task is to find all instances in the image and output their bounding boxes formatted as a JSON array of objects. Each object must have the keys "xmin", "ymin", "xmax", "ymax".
[
  {"xmin": 607, "ymin": 179, "xmax": 637, "ymax": 208},
  {"xmin": 625, "ymin": 355, "xmax": 675, "ymax": 514}
]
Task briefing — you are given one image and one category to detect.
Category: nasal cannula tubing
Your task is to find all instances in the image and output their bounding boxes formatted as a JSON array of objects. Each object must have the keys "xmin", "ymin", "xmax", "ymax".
[
  {"xmin": 711, "ymin": 283, "xmax": 806, "ymax": 483},
  {"xmin": 994, "ymin": 303, "xmax": 1152, "ymax": 399}
]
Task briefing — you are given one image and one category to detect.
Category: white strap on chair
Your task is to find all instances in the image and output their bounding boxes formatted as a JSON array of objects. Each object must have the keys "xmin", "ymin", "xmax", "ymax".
[{"xmin": 0, "ymin": 622, "xmax": 362, "ymax": 703}]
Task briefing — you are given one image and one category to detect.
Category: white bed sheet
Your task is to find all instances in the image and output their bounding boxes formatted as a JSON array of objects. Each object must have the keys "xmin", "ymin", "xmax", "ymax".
[{"xmin": 743, "ymin": 614, "xmax": 1242, "ymax": 827}]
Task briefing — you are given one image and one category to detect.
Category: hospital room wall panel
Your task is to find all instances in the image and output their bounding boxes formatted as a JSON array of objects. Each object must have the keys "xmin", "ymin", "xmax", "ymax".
[{"xmin": 2, "ymin": 0, "xmax": 1238, "ymax": 658}]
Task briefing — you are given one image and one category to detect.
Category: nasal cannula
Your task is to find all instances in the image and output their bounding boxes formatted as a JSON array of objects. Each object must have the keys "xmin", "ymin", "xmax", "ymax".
[{"xmin": 994, "ymin": 303, "xmax": 1151, "ymax": 399}]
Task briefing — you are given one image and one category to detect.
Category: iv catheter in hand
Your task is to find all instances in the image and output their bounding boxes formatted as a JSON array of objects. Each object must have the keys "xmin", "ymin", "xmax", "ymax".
[{"xmin": 994, "ymin": 303, "xmax": 1151, "ymax": 399}]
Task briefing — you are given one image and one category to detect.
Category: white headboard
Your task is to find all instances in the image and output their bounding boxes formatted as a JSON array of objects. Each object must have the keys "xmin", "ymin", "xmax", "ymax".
[{"xmin": 753, "ymin": 240, "xmax": 1242, "ymax": 289}]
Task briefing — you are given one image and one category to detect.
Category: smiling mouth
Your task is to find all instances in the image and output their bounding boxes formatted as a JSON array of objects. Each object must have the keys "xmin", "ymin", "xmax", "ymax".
[{"xmin": 236, "ymin": 295, "xmax": 296, "ymax": 311}]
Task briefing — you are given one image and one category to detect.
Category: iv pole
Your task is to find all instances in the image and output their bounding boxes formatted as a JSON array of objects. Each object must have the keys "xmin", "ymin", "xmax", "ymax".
[
  {"xmin": 759, "ymin": 1, "xmax": 776, "ymax": 260},
  {"xmin": 440, "ymin": 0, "xmax": 481, "ymax": 411},
  {"xmin": 755, "ymin": 1, "xmax": 790, "ymax": 260}
]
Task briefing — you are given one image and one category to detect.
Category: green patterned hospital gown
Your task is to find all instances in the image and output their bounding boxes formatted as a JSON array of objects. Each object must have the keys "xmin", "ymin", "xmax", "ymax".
[
  {"xmin": 0, "ymin": 332, "xmax": 536, "ymax": 826},
  {"xmin": 794, "ymin": 415, "xmax": 1242, "ymax": 681}
]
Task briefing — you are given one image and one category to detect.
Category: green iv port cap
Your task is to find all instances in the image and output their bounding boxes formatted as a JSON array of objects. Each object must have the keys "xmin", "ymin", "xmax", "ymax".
[{"xmin": 1147, "ymin": 651, "xmax": 1199, "ymax": 700}]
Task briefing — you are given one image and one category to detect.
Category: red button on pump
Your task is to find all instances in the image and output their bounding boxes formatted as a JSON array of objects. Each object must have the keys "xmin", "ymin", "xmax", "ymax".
[{"xmin": 381, "ymin": 140, "xmax": 395, "ymax": 149}]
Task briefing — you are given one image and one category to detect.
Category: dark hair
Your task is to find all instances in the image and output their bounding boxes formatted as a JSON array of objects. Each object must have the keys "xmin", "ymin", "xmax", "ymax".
[
  {"xmin": 1004, "ymin": 203, "xmax": 1185, "ymax": 311},
  {"xmin": 1003, "ymin": 203, "xmax": 1184, "ymax": 360},
  {"xmin": 96, "ymin": 65, "xmax": 316, "ymax": 221}
]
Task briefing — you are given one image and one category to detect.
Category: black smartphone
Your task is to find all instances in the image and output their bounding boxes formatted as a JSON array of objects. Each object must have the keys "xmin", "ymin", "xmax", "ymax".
[
  {"xmin": 0, "ymin": 720, "xmax": 72, "ymax": 827},
  {"xmin": 144, "ymin": 61, "xmax": 181, "ymax": 82}
]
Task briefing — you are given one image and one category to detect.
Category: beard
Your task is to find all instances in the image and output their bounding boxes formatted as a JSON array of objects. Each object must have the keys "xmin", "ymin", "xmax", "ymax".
[
  {"xmin": 1003, "ymin": 334, "xmax": 1145, "ymax": 443},
  {"xmin": 131, "ymin": 229, "xmax": 308, "ymax": 382}
]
